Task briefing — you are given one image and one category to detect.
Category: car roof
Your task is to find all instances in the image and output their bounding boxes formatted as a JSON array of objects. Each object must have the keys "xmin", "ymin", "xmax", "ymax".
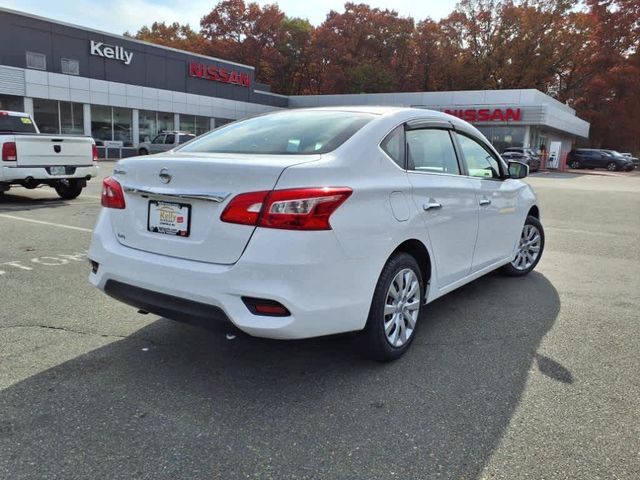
[{"xmin": 0, "ymin": 110, "xmax": 30, "ymax": 116}]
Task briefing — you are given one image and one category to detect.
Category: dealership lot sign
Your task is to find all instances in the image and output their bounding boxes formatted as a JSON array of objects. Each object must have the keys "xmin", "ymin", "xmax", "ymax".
[
  {"xmin": 189, "ymin": 62, "xmax": 251, "ymax": 88},
  {"xmin": 443, "ymin": 108, "xmax": 522, "ymax": 122},
  {"xmin": 90, "ymin": 40, "xmax": 133, "ymax": 65}
]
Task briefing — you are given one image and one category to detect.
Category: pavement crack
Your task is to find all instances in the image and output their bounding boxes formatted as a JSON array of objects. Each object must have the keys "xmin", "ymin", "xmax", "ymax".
[{"xmin": 0, "ymin": 324, "xmax": 126, "ymax": 339}]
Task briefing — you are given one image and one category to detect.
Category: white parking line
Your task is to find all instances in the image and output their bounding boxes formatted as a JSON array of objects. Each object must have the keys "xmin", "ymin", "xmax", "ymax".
[{"xmin": 0, "ymin": 214, "xmax": 92, "ymax": 232}]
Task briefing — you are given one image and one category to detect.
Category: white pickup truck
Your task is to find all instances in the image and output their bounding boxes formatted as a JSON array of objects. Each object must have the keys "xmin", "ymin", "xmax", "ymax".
[{"xmin": 0, "ymin": 110, "xmax": 98, "ymax": 199}]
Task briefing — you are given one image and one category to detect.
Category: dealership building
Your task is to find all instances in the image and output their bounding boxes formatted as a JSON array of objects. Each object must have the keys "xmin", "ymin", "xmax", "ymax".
[{"xmin": 0, "ymin": 7, "xmax": 589, "ymax": 165}]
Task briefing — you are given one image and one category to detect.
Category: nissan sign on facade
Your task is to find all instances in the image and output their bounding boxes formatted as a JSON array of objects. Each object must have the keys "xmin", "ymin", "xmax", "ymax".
[
  {"xmin": 443, "ymin": 108, "xmax": 522, "ymax": 122},
  {"xmin": 90, "ymin": 40, "xmax": 133, "ymax": 65}
]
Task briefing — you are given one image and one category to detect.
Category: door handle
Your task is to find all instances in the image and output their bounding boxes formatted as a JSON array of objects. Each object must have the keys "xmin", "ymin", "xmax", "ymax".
[
  {"xmin": 479, "ymin": 198, "xmax": 491, "ymax": 206},
  {"xmin": 423, "ymin": 201, "xmax": 442, "ymax": 211}
]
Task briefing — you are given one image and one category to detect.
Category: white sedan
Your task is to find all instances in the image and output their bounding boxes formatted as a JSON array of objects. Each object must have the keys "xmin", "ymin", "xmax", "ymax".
[{"xmin": 89, "ymin": 107, "xmax": 544, "ymax": 361}]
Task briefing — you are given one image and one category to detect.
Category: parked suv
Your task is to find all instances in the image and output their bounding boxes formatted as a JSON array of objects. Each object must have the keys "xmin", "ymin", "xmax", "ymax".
[
  {"xmin": 567, "ymin": 149, "xmax": 634, "ymax": 171},
  {"xmin": 138, "ymin": 131, "xmax": 196, "ymax": 155},
  {"xmin": 502, "ymin": 151, "xmax": 541, "ymax": 172}
]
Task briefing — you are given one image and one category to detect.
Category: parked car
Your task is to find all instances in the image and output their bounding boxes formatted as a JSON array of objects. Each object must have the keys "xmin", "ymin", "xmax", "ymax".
[
  {"xmin": 89, "ymin": 107, "xmax": 543, "ymax": 361},
  {"xmin": 138, "ymin": 131, "xmax": 196, "ymax": 155},
  {"xmin": 502, "ymin": 151, "xmax": 540, "ymax": 172},
  {"xmin": 620, "ymin": 152, "xmax": 638, "ymax": 168},
  {"xmin": 503, "ymin": 147, "xmax": 540, "ymax": 162},
  {"xmin": 0, "ymin": 110, "xmax": 98, "ymax": 199},
  {"xmin": 567, "ymin": 149, "xmax": 634, "ymax": 171}
]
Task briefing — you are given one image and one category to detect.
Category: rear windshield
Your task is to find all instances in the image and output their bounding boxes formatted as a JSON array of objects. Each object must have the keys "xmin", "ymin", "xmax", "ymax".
[
  {"xmin": 177, "ymin": 110, "xmax": 376, "ymax": 155},
  {"xmin": 0, "ymin": 115, "xmax": 38, "ymax": 133}
]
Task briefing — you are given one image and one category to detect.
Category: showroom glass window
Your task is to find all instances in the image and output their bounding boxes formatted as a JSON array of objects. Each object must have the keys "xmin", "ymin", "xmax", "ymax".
[
  {"xmin": 91, "ymin": 106, "xmax": 132, "ymax": 145},
  {"xmin": 33, "ymin": 99, "xmax": 84, "ymax": 134},
  {"xmin": 214, "ymin": 117, "xmax": 234, "ymax": 128},
  {"xmin": 91, "ymin": 105, "xmax": 112, "ymax": 143},
  {"xmin": 477, "ymin": 125, "xmax": 526, "ymax": 153},
  {"xmin": 158, "ymin": 112, "xmax": 174, "ymax": 133},
  {"xmin": 406, "ymin": 129, "xmax": 460, "ymax": 175},
  {"xmin": 138, "ymin": 110, "xmax": 157, "ymax": 143},
  {"xmin": 180, "ymin": 115, "xmax": 195, "ymax": 135},
  {"xmin": 33, "ymin": 99, "xmax": 59, "ymax": 134},
  {"xmin": 139, "ymin": 111, "xmax": 175, "ymax": 142},
  {"xmin": 60, "ymin": 102, "xmax": 83, "ymax": 134},
  {"xmin": 457, "ymin": 134, "xmax": 502, "ymax": 179},
  {"xmin": 194, "ymin": 116, "xmax": 210, "ymax": 136},
  {"xmin": 113, "ymin": 107, "xmax": 132, "ymax": 145}
]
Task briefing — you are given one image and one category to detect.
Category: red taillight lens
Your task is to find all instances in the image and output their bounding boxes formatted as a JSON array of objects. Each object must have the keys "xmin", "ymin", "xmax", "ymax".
[
  {"xmin": 261, "ymin": 187, "xmax": 352, "ymax": 230},
  {"xmin": 221, "ymin": 187, "xmax": 352, "ymax": 230},
  {"xmin": 220, "ymin": 190, "xmax": 269, "ymax": 225},
  {"xmin": 101, "ymin": 176, "xmax": 126, "ymax": 209},
  {"xmin": 92, "ymin": 143, "xmax": 98, "ymax": 161},
  {"xmin": 2, "ymin": 141, "xmax": 17, "ymax": 161}
]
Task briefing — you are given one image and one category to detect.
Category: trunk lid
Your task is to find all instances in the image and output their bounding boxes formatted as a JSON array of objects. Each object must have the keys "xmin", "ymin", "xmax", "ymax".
[
  {"xmin": 15, "ymin": 135, "xmax": 94, "ymax": 167},
  {"xmin": 109, "ymin": 152, "xmax": 320, "ymax": 264}
]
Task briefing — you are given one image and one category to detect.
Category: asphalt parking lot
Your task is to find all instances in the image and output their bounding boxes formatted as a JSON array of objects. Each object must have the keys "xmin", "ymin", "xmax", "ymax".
[{"xmin": 1, "ymin": 163, "xmax": 639, "ymax": 479}]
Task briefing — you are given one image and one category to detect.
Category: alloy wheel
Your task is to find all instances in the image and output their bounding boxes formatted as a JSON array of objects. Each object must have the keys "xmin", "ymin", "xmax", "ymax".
[
  {"xmin": 383, "ymin": 268, "xmax": 420, "ymax": 347},
  {"xmin": 511, "ymin": 224, "xmax": 542, "ymax": 271},
  {"xmin": 607, "ymin": 162, "xmax": 617, "ymax": 171}
]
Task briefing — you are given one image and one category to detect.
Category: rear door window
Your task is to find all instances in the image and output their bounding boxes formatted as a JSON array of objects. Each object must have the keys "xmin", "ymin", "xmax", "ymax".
[{"xmin": 165, "ymin": 134, "xmax": 176, "ymax": 144}]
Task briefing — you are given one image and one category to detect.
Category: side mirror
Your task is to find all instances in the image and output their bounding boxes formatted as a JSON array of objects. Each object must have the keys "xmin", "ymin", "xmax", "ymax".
[{"xmin": 508, "ymin": 161, "xmax": 529, "ymax": 179}]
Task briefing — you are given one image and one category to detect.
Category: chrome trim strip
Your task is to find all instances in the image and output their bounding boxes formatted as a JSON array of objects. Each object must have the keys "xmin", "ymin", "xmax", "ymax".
[{"xmin": 122, "ymin": 184, "xmax": 230, "ymax": 203}]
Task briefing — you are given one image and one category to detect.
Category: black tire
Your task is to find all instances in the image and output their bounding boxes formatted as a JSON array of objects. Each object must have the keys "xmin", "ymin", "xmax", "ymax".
[
  {"xmin": 54, "ymin": 179, "xmax": 83, "ymax": 200},
  {"xmin": 501, "ymin": 215, "xmax": 545, "ymax": 277},
  {"xmin": 362, "ymin": 252, "xmax": 424, "ymax": 362},
  {"xmin": 606, "ymin": 161, "xmax": 618, "ymax": 171},
  {"xmin": 139, "ymin": 148, "xmax": 149, "ymax": 155},
  {"xmin": 569, "ymin": 160, "xmax": 581, "ymax": 169}
]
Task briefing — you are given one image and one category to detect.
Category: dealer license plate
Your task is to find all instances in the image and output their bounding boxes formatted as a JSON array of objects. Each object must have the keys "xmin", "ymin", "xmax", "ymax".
[
  {"xmin": 147, "ymin": 200, "xmax": 191, "ymax": 237},
  {"xmin": 50, "ymin": 166, "xmax": 66, "ymax": 176}
]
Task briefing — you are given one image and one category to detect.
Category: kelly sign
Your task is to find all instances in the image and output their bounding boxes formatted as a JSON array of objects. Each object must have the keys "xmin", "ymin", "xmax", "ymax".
[
  {"xmin": 90, "ymin": 40, "xmax": 133, "ymax": 65},
  {"xmin": 443, "ymin": 108, "xmax": 522, "ymax": 122},
  {"xmin": 189, "ymin": 62, "xmax": 250, "ymax": 88}
]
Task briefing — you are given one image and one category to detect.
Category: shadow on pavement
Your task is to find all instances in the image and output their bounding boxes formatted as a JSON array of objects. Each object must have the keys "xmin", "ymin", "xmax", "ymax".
[{"xmin": 0, "ymin": 271, "xmax": 562, "ymax": 479}]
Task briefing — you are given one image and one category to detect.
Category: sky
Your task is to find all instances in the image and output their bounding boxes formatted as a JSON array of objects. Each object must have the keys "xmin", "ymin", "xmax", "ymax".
[{"xmin": 3, "ymin": 0, "xmax": 460, "ymax": 36}]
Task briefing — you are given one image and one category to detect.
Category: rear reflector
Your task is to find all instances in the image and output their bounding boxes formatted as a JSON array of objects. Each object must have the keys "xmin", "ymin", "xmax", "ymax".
[
  {"xmin": 242, "ymin": 297, "xmax": 291, "ymax": 317},
  {"xmin": 221, "ymin": 187, "xmax": 352, "ymax": 230},
  {"xmin": 2, "ymin": 141, "xmax": 17, "ymax": 161},
  {"xmin": 101, "ymin": 176, "xmax": 126, "ymax": 209}
]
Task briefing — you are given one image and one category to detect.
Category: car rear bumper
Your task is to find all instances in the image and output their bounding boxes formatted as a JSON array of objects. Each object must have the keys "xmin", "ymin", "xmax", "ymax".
[
  {"xmin": 0, "ymin": 165, "xmax": 98, "ymax": 183},
  {"xmin": 88, "ymin": 210, "xmax": 378, "ymax": 339}
]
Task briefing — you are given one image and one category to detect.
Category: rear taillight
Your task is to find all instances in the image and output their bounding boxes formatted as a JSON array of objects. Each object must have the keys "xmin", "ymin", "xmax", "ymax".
[
  {"xmin": 221, "ymin": 187, "xmax": 352, "ymax": 230},
  {"xmin": 2, "ymin": 142, "xmax": 17, "ymax": 161},
  {"xmin": 101, "ymin": 176, "xmax": 126, "ymax": 209},
  {"xmin": 92, "ymin": 143, "xmax": 98, "ymax": 162}
]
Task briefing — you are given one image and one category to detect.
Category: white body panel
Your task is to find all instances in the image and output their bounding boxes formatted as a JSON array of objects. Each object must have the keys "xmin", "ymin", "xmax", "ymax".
[{"xmin": 89, "ymin": 107, "xmax": 539, "ymax": 339}]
